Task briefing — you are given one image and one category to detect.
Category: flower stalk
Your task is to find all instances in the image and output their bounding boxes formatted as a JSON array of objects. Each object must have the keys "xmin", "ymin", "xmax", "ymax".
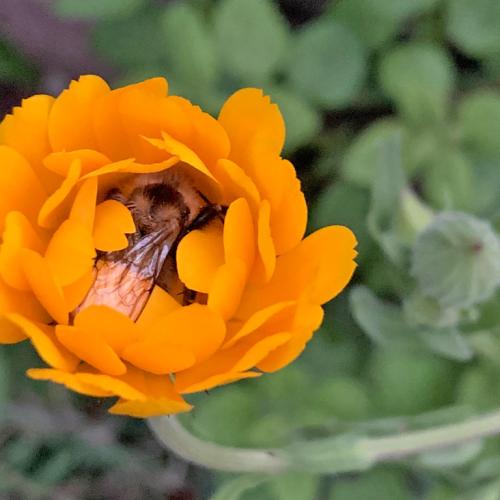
[{"xmin": 149, "ymin": 408, "xmax": 500, "ymax": 474}]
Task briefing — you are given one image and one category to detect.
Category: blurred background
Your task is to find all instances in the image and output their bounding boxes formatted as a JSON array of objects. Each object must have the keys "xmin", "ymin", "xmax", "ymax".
[{"xmin": 1, "ymin": 0, "xmax": 500, "ymax": 498}]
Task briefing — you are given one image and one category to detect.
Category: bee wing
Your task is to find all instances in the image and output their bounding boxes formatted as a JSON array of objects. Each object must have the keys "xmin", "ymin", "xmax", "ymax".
[{"xmin": 77, "ymin": 232, "xmax": 174, "ymax": 321}]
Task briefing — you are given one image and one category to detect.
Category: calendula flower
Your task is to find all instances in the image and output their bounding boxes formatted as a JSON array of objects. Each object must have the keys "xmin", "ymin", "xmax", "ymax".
[{"xmin": 0, "ymin": 76, "xmax": 357, "ymax": 417}]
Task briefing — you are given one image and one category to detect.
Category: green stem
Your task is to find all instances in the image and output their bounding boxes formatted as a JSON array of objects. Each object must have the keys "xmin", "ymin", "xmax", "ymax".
[{"xmin": 149, "ymin": 409, "xmax": 500, "ymax": 474}]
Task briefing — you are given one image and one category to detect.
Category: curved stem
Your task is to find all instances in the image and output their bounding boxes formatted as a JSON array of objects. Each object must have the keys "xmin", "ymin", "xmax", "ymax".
[
  {"xmin": 148, "ymin": 416, "xmax": 289, "ymax": 473},
  {"xmin": 149, "ymin": 409, "xmax": 500, "ymax": 474}
]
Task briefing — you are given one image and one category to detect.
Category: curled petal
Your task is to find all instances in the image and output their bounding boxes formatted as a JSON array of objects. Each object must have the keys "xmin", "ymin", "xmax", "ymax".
[
  {"xmin": 38, "ymin": 159, "xmax": 81, "ymax": 229},
  {"xmin": 44, "ymin": 150, "xmax": 110, "ymax": 177},
  {"xmin": 176, "ymin": 221, "xmax": 224, "ymax": 293},
  {"xmin": 253, "ymin": 200, "xmax": 276, "ymax": 283},
  {"xmin": 93, "ymin": 200, "xmax": 136, "ymax": 252}
]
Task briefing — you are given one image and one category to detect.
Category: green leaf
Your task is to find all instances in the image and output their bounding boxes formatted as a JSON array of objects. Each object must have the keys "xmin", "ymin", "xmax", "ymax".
[
  {"xmin": 457, "ymin": 366, "xmax": 500, "ymax": 410},
  {"xmin": 210, "ymin": 475, "xmax": 268, "ymax": 500},
  {"xmin": 289, "ymin": 19, "xmax": 367, "ymax": 108},
  {"xmin": 349, "ymin": 286, "xmax": 414, "ymax": 348},
  {"xmin": 214, "ymin": 0, "xmax": 288, "ymax": 83},
  {"xmin": 446, "ymin": 0, "xmax": 500, "ymax": 58},
  {"xmin": 379, "ymin": 43, "xmax": 455, "ymax": 123},
  {"xmin": 267, "ymin": 88, "xmax": 321, "ymax": 152},
  {"xmin": 332, "ymin": 0, "xmax": 439, "ymax": 49},
  {"xmin": 366, "ymin": 129, "xmax": 407, "ymax": 265},
  {"xmin": 54, "ymin": 0, "xmax": 144, "ymax": 19},
  {"xmin": 411, "ymin": 212, "xmax": 500, "ymax": 308},
  {"xmin": 342, "ymin": 119, "xmax": 406, "ymax": 188},
  {"xmin": 160, "ymin": 3, "xmax": 217, "ymax": 105},
  {"xmin": 403, "ymin": 291, "xmax": 460, "ymax": 329},
  {"xmin": 417, "ymin": 328, "xmax": 474, "ymax": 362},
  {"xmin": 459, "ymin": 91, "xmax": 500, "ymax": 155},
  {"xmin": 269, "ymin": 473, "xmax": 319, "ymax": 500},
  {"xmin": 329, "ymin": 468, "xmax": 409, "ymax": 500},
  {"xmin": 422, "ymin": 148, "xmax": 474, "ymax": 212}
]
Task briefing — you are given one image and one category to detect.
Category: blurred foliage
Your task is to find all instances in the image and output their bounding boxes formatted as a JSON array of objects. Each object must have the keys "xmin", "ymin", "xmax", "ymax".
[{"xmin": 2, "ymin": 0, "xmax": 500, "ymax": 498}]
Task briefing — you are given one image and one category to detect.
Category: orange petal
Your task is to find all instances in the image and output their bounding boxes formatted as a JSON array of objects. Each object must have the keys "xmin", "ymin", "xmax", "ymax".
[
  {"xmin": 74, "ymin": 305, "xmax": 139, "ymax": 353},
  {"xmin": 218, "ymin": 88, "xmax": 285, "ymax": 171},
  {"xmin": 44, "ymin": 149, "xmax": 110, "ymax": 177},
  {"xmin": 136, "ymin": 285, "xmax": 181, "ymax": 329},
  {"xmin": 133, "ymin": 303, "xmax": 226, "ymax": 364},
  {"xmin": 253, "ymin": 200, "xmax": 276, "ymax": 283},
  {"xmin": 0, "ymin": 94, "xmax": 60, "ymax": 191},
  {"xmin": 176, "ymin": 221, "xmax": 224, "ymax": 293},
  {"xmin": 175, "ymin": 371, "xmax": 261, "ymax": 395},
  {"xmin": 63, "ymin": 270, "xmax": 94, "ymax": 311},
  {"xmin": 0, "ymin": 146, "xmax": 46, "ymax": 233},
  {"xmin": 45, "ymin": 219, "xmax": 96, "ymax": 286},
  {"xmin": 0, "ymin": 276, "xmax": 48, "ymax": 321},
  {"xmin": 69, "ymin": 177, "xmax": 98, "ymax": 231},
  {"xmin": 6, "ymin": 313, "xmax": 79, "ymax": 371},
  {"xmin": 121, "ymin": 342, "xmax": 195, "ymax": 375},
  {"xmin": 93, "ymin": 200, "xmax": 135, "ymax": 252},
  {"xmin": 168, "ymin": 96, "xmax": 230, "ymax": 168},
  {"xmin": 0, "ymin": 211, "xmax": 45, "ymax": 290},
  {"xmin": 27, "ymin": 368, "xmax": 111, "ymax": 397},
  {"xmin": 208, "ymin": 260, "xmax": 247, "ymax": 321},
  {"xmin": 223, "ymin": 198, "xmax": 255, "ymax": 271},
  {"xmin": 38, "ymin": 159, "xmax": 81, "ymax": 229},
  {"xmin": 144, "ymin": 134, "xmax": 210, "ymax": 177},
  {"xmin": 56, "ymin": 324, "xmax": 126, "ymax": 376},
  {"xmin": 21, "ymin": 249, "xmax": 69, "ymax": 324},
  {"xmin": 109, "ymin": 398, "xmax": 192, "ymax": 418},
  {"xmin": 175, "ymin": 332, "xmax": 290, "ymax": 393},
  {"xmin": 93, "ymin": 77, "xmax": 168, "ymax": 160},
  {"xmin": 213, "ymin": 159, "xmax": 261, "ymax": 211},
  {"xmin": 239, "ymin": 226, "xmax": 357, "ymax": 316},
  {"xmin": 48, "ymin": 75, "xmax": 110, "ymax": 151},
  {"xmin": 257, "ymin": 302, "xmax": 324, "ymax": 372},
  {"xmin": 223, "ymin": 300, "xmax": 296, "ymax": 347}
]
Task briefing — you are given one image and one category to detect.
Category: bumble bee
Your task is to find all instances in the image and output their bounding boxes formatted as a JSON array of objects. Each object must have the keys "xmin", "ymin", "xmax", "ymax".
[{"xmin": 76, "ymin": 168, "xmax": 223, "ymax": 321}]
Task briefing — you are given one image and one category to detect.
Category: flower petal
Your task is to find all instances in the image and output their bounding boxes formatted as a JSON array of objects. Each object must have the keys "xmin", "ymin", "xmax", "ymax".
[
  {"xmin": 257, "ymin": 302, "xmax": 324, "ymax": 372},
  {"xmin": 38, "ymin": 159, "xmax": 81, "ymax": 229},
  {"xmin": 175, "ymin": 332, "xmax": 290, "ymax": 393},
  {"xmin": 6, "ymin": 313, "xmax": 79, "ymax": 371},
  {"xmin": 44, "ymin": 149, "xmax": 110, "ymax": 176},
  {"xmin": 136, "ymin": 285, "xmax": 181, "ymax": 329},
  {"xmin": 48, "ymin": 75, "xmax": 110, "ymax": 151},
  {"xmin": 56, "ymin": 324, "xmax": 126, "ymax": 376},
  {"xmin": 218, "ymin": 88, "xmax": 285, "ymax": 170},
  {"xmin": 174, "ymin": 371, "xmax": 261, "ymax": 395},
  {"xmin": 109, "ymin": 398, "xmax": 192, "ymax": 418},
  {"xmin": 126, "ymin": 303, "xmax": 226, "ymax": 371},
  {"xmin": 223, "ymin": 198, "xmax": 255, "ymax": 271},
  {"xmin": 0, "ymin": 94, "xmax": 60, "ymax": 191},
  {"xmin": 45, "ymin": 219, "xmax": 96, "ymax": 286},
  {"xmin": 69, "ymin": 177, "xmax": 98, "ymax": 231},
  {"xmin": 21, "ymin": 249, "xmax": 69, "ymax": 324},
  {"xmin": 27, "ymin": 368, "xmax": 111, "ymax": 397},
  {"xmin": 176, "ymin": 220, "xmax": 224, "ymax": 293},
  {"xmin": 0, "ymin": 211, "xmax": 46, "ymax": 290},
  {"xmin": 253, "ymin": 200, "xmax": 276, "ymax": 283},
  {"xmin": 0, "ymin": 146, "xmax": 46, "ymax": 233},
  {"xmin": 208, "ymin": 260, "xmax": 247, "ymax": 321},
  {"xmin": 63, "ymin": 270, "xmax": 94, "ymax": 311},
  {"xmin": 74, "ymin": 305, "xmax": 139, "ymax": 353},
  {"xmin": 93, "ymin": 200, "xmax": 136, "ymax": 252},
  {"xmin": 238, "ymin": 226, "xmax": 357, "ymax": 316},
  {"xmin": 214, "ymin": 159, "xmax": 260, "ymax": 211}
]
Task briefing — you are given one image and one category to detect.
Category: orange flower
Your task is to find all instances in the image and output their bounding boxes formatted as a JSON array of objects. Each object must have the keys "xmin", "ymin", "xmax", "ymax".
[{"xmin": 0, "ymin": 76, "xmax": 357, "ymax": 417}]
